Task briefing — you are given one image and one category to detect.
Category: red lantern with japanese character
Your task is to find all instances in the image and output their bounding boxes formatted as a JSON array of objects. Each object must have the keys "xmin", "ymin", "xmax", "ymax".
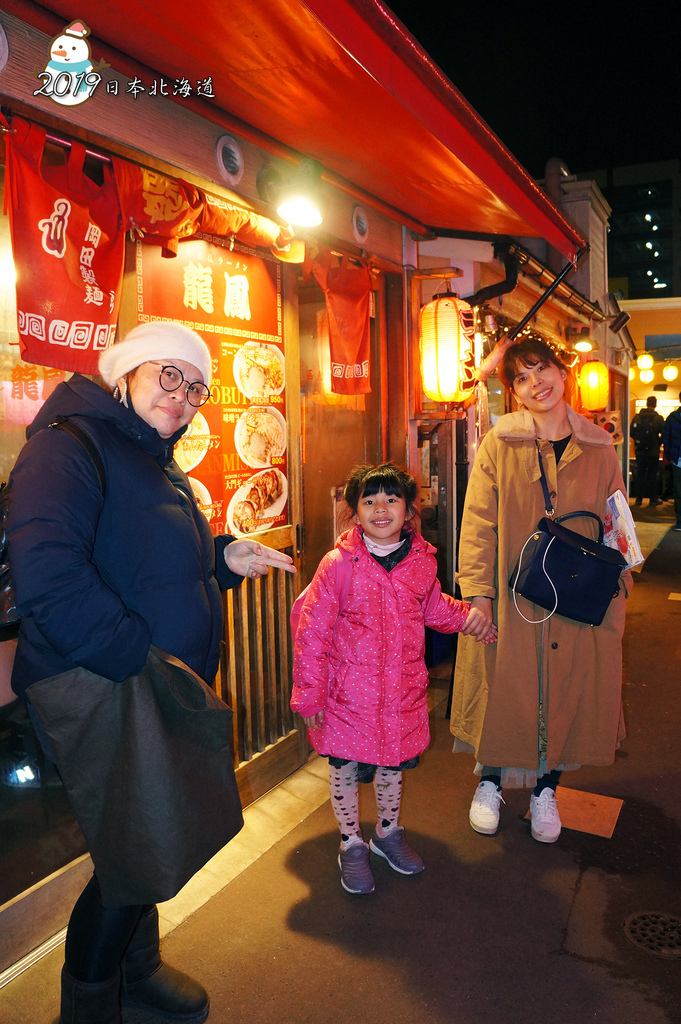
[{"xmin": 419, "ymin": 292, "xmax": 477, "ymax": 406}]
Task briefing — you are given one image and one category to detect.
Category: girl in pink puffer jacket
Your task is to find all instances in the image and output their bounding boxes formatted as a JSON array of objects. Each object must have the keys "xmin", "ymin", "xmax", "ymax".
[{"xmin": 291, "ymin": 463, "xmax": 496, "ymax": 894}]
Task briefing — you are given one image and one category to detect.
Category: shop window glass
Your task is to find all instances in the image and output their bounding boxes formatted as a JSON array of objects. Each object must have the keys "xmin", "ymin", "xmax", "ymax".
[{"xmin": 298, "ymin": 275, "xmax": 383, "ymax": 583}]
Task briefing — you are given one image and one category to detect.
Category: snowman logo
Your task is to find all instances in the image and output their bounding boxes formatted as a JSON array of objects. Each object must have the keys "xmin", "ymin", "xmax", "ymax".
[{"xmin": 38, "ymin": 21, "xmax": 107, "ymax": 106}]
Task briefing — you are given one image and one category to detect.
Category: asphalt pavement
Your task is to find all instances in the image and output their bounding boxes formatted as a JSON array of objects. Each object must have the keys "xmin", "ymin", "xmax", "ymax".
[{"xmin": 2, "ymin": 498, "xmax": 681, "ymax": 1024}]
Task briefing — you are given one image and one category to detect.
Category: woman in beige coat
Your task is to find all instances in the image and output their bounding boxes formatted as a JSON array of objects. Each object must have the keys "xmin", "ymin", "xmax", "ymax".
[{"xmin": 451, "ymin": 338, "xmax": 631, "ymax": 842}]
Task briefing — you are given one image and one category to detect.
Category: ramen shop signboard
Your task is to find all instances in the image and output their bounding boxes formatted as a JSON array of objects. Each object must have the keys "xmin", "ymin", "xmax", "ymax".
[{"xmin": 135, "ymin": 235, "xmax": 288, "ymax": 536}]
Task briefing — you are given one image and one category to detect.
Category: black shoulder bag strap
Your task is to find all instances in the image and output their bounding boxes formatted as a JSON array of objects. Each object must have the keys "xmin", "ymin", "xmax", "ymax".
[
  {"xmin": 535, "ymin": 439, "xmax": 605, "ymax": 539},
  {"xmin": 49, "ymin": 418, "xmax": 106, "ymax": 497},
  {"xmin": 535, "ymin": 441, "xmax": 555, "ymax": 519}
]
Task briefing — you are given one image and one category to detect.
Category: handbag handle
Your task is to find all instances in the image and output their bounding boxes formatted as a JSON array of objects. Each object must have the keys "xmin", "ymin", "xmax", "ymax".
[
  {"xmin": 532, "ymin": 444, "xmax": 602, "ymax": 544},
  {"xmin": 536, "ymin": 443, "xmax": 606, "ymax": 542},
  {"xmin": 554, "ymin": 509, "xmax": 604, "ymax": 544}
]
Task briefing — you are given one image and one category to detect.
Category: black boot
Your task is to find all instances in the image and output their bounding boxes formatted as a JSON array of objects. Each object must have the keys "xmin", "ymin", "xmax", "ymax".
[
  {"xmin": 121, "ymin": 905, "xmax": 209, "ymax": 1022},
  {"xmin": 60, "ymin": 965, "xmax": 121, "ymax": 1024}
]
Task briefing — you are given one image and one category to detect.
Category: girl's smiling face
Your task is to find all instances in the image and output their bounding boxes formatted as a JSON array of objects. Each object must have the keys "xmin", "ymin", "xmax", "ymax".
[
  {"xmin": 511, "ymin": 358, "xmax": 566, "ymax": 416},
  {"xmin": 353, "ymin": 489, "xmax": 410, "ymax": 546}
]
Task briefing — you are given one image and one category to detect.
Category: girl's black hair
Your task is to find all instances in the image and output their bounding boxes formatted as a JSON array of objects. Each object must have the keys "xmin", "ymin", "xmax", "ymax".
[
  {"xmin": 498, "ymin": 337, "xmax": 569, "ymax": 391},
  {"xmin": 343, "ymin": 463, "xmax": 418, "ymax": 518}
]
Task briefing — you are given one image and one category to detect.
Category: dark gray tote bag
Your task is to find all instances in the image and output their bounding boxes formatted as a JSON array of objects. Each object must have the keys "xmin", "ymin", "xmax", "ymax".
[{"xmin": 27, "ymin": 645, "xmax": 243, "ymax": 906}]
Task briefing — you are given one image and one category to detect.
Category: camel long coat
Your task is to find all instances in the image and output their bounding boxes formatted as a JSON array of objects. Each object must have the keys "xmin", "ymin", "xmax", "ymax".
[{"xmin": 450, "ymin": 406, "xmax": 632, "ymax": 774}]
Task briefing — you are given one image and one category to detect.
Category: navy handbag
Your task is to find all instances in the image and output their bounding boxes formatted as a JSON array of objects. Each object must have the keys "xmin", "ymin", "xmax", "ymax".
[{"xmin": 509, "ymin": 443, "xmax": 628, "ymax": 626}]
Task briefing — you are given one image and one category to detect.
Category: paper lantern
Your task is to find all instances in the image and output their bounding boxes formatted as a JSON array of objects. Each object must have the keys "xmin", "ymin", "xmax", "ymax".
[
  {"xmin": 636, "ymin": 353, "xmax": 653, "ymax": 370},
  {"xmin": 640, "ymin": 369, "xmax": 654, "ymax": 383},
  {"xmin": 663, "ymin": 365, "xmax": 678, "ymax": 381},
  {"xmin": 580, "ymin": 360, "xmax": 609, "ymax": 411},
  {"xmin": 419, "ymin": 293, "xmax": 476, "ymax": 403}
]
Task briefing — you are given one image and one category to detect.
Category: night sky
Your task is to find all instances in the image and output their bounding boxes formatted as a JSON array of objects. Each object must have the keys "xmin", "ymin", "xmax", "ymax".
[{"xmin": 386, "ymin": 1, "xmax": 679, "ymax": 179}]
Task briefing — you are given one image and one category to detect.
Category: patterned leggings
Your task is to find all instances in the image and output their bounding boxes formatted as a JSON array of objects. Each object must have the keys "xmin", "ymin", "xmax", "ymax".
[{"xmin": 329, "ymin": 761, "xmax": 402, "ymax": 846}]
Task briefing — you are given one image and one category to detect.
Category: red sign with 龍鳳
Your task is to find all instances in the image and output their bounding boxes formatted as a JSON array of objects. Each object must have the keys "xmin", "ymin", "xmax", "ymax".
[{"xmin": 135, "ymin": 234, "xmax": 288, "ymax": 537}]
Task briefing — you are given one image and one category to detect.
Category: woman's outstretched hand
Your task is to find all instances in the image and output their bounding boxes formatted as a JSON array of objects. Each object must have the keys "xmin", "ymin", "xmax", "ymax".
[
  {"xmin": 225, "ymin": 539, "xmax": 297, "ymax": 579},
  {"xmin": 462, "ymin": 597, "xmax": 497, "ymax": 644}
]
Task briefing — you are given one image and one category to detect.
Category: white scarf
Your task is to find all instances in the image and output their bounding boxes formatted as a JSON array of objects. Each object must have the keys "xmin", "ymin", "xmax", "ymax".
[{"xmin": 362, "ymin": 535, "xmax": 405, "ymax": 557}]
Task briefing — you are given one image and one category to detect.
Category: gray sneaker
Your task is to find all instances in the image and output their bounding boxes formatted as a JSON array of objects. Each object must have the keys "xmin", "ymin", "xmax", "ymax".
[
  {"xmin": 369, "ymin": 827, "xmax": 424, "ymax": 874},
  {"xmin": 338, "ymin": 841, "xmax": 375, "ymax": 893}
]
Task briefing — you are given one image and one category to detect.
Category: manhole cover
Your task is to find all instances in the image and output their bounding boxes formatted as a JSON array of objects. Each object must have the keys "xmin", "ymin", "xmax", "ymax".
[{"xmin": 623, "ymin": 912, "xmax": 681, "ymax": 959}]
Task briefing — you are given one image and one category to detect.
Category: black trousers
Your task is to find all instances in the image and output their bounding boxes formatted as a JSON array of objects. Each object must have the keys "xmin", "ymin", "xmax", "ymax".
[
  {"xmin": 65, "ymin": 874, "xmax": 149, "ymax": 983},
  {"xmin": 634, "ymin": 450, "xmax": 660, "ymax": 502}
]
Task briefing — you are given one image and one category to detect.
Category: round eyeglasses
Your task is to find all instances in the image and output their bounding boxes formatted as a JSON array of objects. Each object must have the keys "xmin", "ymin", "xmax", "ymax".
[{"xmin": 156, "ymin": 364, "xmax": 211, "ymax": 407}]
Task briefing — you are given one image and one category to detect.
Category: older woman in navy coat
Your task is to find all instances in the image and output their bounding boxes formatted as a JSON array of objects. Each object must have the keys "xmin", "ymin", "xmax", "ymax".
[{"xmin": 8, "ymin": 321, "xmax": 294, "ymax": 1024}]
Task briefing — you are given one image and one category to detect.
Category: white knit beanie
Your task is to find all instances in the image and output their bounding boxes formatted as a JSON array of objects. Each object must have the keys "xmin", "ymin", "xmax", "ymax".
[{"xmin": 99, "ymin": 322, "xmax": 212, "ymax": 388}]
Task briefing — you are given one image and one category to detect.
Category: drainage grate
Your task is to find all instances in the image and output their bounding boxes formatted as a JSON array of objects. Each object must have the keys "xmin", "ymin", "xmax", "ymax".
[{"xmin": 623, "ymin": 912, "xmax": 681, "ymax": 959}]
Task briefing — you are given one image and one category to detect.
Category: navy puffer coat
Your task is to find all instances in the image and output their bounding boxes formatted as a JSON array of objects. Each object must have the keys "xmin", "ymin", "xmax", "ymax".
[{"xmin": 7, "ymin": 374, "xmax": 241, "ymax": 700}]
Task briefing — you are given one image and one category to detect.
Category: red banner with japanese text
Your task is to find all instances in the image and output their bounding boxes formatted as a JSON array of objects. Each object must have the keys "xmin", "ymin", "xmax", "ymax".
[
  {"xmin": 4, "ymin": 117, "xmax": 123, "ymax": 374},
  {"xmin": 113, "ymin": 160, "xmax": 284, "ymax": 257},
  {"xmin": 306, "ymin": 246, "xmax": 371, "ymax": 395},
  {"xmin": 135, "ymin": 234, "xmax": 288, "ymax": 536}
]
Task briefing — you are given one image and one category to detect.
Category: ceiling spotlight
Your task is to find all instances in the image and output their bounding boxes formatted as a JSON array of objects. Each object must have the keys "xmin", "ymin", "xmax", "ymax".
[
  {"xmin": 573, "ymin": 338, "xmax": 594, "ymax": 353},
  {"xmin": 606, "ymin": 311, "xmax": 630, "ymax": 333},
  {"xmin": 255, "ymin": 165, "xmax": 283, "ymax": 207},
  {"xmin": 276, "ymin": 158, "xmax": 324, "ymax": 227}
]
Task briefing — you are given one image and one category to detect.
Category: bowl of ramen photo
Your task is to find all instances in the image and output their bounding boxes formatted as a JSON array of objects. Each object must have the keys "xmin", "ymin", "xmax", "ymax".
[
  {"xmin": 234, "ymin": 406, "xmax": 286, "ymax": 469},
  {"xmin": 233, "ymin": 343, "xmax": 285, "ymax": 400}
]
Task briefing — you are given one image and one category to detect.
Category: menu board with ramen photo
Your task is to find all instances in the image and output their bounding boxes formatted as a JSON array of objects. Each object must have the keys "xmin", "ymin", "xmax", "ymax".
[{"xmin": 135, "ymin": 234, "xmax": 289, "ymax": 536}]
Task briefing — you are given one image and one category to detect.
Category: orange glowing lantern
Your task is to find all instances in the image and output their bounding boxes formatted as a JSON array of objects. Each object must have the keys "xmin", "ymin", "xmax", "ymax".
[
  {"xmin": 579, "ymin": 360, "xmax": 609, "ymax": 411},
  {"xmin": 419, "ymin": 293, "xmax": 476, "ymax": 404}
]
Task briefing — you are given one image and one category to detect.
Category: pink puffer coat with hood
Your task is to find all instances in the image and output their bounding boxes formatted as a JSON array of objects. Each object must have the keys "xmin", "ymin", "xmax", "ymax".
[{"xmin": 291, "ymin": 526, "xmax": 469, "ymax": 766}]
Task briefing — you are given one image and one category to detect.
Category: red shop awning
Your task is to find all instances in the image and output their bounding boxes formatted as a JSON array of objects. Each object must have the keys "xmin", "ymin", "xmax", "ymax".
[{"xmin": 10, "ymin": 0, "xmax": 586, "ymax": 262}]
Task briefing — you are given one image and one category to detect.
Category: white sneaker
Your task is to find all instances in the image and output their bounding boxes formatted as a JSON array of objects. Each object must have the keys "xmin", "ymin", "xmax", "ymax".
[
  {"xmin": 469, "ymin": 780, "xmax": 504, "ymax": 835},
  {"xmin": 529, "ymin": 789, "xmax": 561, "ymax": 843}
]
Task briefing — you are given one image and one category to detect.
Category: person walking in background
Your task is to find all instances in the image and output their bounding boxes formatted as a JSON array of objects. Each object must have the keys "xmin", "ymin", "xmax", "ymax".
[
  {"xmin": 450, "ymin": 339, "xmax": 632, "ymax": 845},
  {"xmin": 291, "ymin": 463, "xmax": 495, "ymax": 895},
  {"xmin": 662, "ymin": 390, "xmax": 681, "ymax": 531},
  {"xmin": 7, "ymin": 322, "xmax": 295, "ymax": 1024},
  {"xmin": 630, "ymin": 395, "xmax": 664, "ymax": 506}
]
